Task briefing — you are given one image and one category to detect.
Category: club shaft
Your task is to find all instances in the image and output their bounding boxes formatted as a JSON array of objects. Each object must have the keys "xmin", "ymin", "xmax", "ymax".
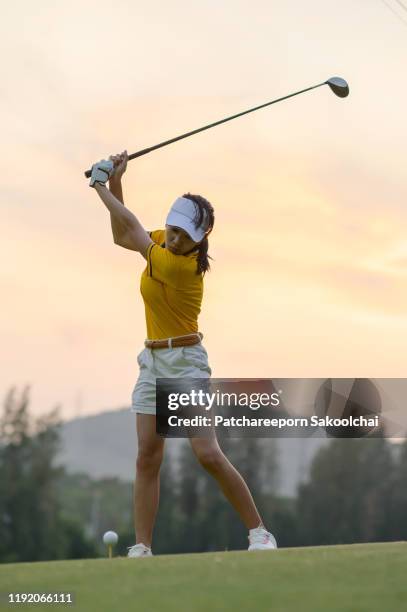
[{"xmin": 84, "ymin": 82, "xmax": 325, "ymax": 177}]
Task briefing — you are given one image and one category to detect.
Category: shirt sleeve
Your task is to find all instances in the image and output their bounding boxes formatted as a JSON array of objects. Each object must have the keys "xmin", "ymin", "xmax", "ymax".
[{"xmin": 148, "ymin": 229, "xmax": 165, "ymax": 244}]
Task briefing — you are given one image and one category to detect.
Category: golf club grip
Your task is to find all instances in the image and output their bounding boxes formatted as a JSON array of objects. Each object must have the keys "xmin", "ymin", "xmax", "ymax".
[
  {"xmin": 84, "ymin": 133, "xmax": 222, "ymax": 177},
  {"xmin": 84, "ymin": 148, "xmax": 150, "ymax": 178},
  {"xmin": 83, "ymin": 81, "xmax": 329, "ymax": 178}
]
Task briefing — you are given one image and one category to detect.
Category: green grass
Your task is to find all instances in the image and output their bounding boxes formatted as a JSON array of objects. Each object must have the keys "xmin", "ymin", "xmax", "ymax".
[{"xmin": 1, "ymin": 542, "xmax": 406, "ymax": 612}]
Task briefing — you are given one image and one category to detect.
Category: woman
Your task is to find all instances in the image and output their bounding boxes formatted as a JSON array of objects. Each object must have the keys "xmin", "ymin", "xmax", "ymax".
[{"xmin": 89, "ymin": 151, "xmax": 277, "ymax": 557}]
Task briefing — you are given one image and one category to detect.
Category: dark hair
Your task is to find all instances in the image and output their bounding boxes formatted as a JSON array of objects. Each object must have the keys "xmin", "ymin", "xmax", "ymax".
[{"xmin": 182, "ymin": 193, "xmax": 215, "ymax": 275}]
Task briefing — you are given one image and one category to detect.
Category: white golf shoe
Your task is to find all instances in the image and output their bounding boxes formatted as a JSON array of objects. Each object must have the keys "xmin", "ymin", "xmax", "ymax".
[
  {"xmin": 248, "ymin": 526, "xmax": 278, "ymax": 551},
  {"xmin": 127, "ymin": 543, "xmax": 153, "ymax": 558}
]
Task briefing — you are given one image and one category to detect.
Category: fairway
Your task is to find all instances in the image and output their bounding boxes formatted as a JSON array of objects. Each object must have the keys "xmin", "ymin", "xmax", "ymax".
[{"xmin": 1, "ymin": 542, "xmax": 406, "ymax": 611}]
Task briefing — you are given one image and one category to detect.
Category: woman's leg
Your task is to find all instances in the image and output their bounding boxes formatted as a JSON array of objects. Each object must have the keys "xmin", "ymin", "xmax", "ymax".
[
  {"xmin": 134, "ymin": 414, "xmax": 165, "ymax": 547},
  {"xmin": 189, "ymin": 434, "xmax": 262, "ymax": 529}
]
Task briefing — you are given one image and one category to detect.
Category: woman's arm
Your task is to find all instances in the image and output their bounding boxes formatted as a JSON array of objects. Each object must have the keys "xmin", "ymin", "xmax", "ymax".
[
  {"xmin": 93, "ymin": 183, "xmax": 152, "ymax": 258},
  {"xmin": 109, "ymin": 176, "xmax": 128, "ymax": 241},
  {"xmin": 107, "ymin": 150, "xmax": 129, "ymax": 242}
]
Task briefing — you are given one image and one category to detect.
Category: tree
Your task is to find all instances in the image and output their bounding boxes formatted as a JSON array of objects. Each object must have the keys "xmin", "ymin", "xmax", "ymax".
[
  {"xmin": 387, "ymin": 440, "xmax": 407, "ymax": 541},
  {"xmin": 0, "ymin": 386, "xmax": 96, "ymax": 562},
  {"xmin": 296, "ymin": 432, "xmax": 394, "ymax": 546},
  {"xmin": 153, "ymin": 451, "xmax": 180, "ymax": 554},
  {"xmin": 175, "ymin": 439, "xmax": 208, "ymax": 552}
]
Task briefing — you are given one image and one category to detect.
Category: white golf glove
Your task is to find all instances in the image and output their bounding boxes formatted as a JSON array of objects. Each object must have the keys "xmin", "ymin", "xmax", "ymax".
[{"xmin": 89, "ymin": 159, "xmax": 114, "ymax": 187}]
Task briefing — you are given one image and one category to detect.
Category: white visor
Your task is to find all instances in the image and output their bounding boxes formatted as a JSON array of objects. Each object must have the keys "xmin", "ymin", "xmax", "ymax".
[{"xmin": 165, "ymin": 197, "xmax": 209, "ymax": 243}]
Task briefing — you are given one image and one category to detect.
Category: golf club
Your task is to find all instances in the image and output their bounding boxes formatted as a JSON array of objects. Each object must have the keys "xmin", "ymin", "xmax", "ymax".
[{"xmin": 84, "ymin": 77, "xmax": 349, "ymax": 178}]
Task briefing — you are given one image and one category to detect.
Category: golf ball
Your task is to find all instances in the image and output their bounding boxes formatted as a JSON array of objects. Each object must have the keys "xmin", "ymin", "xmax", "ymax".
[{"xmin": 103, "ymin": 531, "xmax": 118, "ymax": 545}]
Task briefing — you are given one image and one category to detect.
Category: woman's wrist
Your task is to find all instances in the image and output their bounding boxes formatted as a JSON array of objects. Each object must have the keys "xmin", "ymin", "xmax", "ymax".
[{"xmin": 109, "ymin": 175, "xmax": 122, "ymax": 187}]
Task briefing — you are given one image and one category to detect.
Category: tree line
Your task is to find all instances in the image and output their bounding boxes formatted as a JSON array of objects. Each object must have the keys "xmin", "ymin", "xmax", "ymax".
[{"xmin": 1, "ymin": 386, "xmax": 406, "ymax": 562}]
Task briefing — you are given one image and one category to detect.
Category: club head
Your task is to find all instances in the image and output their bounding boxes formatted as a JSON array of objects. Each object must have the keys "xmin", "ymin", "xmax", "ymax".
[{"xmin": 325, "ymin": 77, "xmax": 349, "ymax": 98}]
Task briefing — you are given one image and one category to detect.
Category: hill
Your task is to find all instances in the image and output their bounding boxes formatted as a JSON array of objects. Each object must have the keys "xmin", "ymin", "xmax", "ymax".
[{"xmin": 56, "ymin": 408, "xmax": 328, "ymax": 495}]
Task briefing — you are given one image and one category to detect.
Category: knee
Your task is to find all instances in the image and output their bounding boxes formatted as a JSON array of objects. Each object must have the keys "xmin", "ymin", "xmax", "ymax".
[
  {"xmin": 195, "ymin": 448, "xmax": 224, "ymax": 473},
  {"xmin": 136, "ymin": 446, "xmax": 163, "ymax": 474}
]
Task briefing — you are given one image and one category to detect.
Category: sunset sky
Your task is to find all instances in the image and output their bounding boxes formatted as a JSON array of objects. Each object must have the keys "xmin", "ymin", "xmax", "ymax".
[{"xmin": 1, "ymin": 0, "xmax": 406, "ymax": 420}]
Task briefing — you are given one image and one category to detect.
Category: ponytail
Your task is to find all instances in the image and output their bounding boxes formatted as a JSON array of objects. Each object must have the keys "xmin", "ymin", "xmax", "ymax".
[{"xmin": 182, "ymin": 193, "xmax": 215, "ymax": 275}]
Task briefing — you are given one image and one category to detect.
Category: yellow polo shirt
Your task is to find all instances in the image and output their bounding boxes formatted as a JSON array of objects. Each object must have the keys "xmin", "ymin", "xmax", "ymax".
[{"xmin": 140, "ymin": 229, "xmax": 204, "ymax": 340}]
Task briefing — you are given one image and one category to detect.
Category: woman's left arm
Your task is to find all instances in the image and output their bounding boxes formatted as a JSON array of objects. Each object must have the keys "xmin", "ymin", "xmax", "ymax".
[{"xmin": 93, "ymin": 183, "xmax": 152, "ymax": 257}]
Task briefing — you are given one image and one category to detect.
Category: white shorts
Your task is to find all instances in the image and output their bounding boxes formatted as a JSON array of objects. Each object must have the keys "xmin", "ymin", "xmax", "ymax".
[{"xmin": 131, "ymin": 343, "xmax": 212, "ymax": 415}]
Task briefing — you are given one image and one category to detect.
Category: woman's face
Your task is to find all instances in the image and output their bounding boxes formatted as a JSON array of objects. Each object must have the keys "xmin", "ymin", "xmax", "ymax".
[{"xmin": 165, "ymin": 225, "xmax": 199, "ymax": 255}]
